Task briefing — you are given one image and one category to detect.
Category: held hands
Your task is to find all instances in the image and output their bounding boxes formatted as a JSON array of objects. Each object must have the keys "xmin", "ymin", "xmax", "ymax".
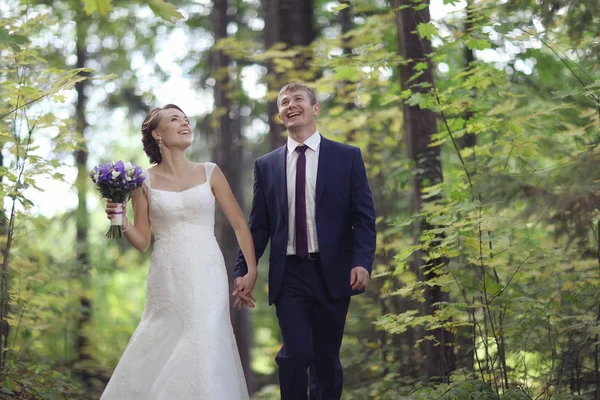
[
  {"xmin": 232, "ymin": 271, "xmax": 258, "ymax": 310},
  {"xmin": 350, "ymin": 266, "xmax": 370, "ymax": 291}
]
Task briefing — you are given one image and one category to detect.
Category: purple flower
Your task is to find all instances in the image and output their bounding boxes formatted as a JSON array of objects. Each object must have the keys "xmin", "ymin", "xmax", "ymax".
[{"xmin": 95, "ymin": 163, "xmax": 112, "ymax": 184}]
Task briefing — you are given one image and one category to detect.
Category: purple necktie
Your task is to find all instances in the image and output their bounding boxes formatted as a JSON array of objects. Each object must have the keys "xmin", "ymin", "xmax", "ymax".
[{"xmin": 295, "ymin": 145, "xmax": 309, "ymax": 259}]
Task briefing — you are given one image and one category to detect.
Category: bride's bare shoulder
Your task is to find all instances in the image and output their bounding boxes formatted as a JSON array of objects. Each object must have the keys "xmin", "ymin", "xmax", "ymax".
[{"xmin": 146, "ymin": 165, "xmax": 159, "ymax": 176}]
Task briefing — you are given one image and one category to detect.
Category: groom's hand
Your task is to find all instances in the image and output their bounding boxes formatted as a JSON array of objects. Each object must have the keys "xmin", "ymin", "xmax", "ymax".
[{"xmin": 350, "ymin": 266, "xmax": 370, "ymax": 291}]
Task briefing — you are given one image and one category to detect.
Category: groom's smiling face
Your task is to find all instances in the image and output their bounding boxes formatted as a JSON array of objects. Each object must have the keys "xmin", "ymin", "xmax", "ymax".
[{"xmin": 278, "ymin": 90, "xmax": 320, "ymax": 130}]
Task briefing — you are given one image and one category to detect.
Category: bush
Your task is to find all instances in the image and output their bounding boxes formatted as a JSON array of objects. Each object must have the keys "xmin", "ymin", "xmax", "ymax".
[{"xmin": 0, "ymin": 360, "xmax": 85, "ymax": 400}]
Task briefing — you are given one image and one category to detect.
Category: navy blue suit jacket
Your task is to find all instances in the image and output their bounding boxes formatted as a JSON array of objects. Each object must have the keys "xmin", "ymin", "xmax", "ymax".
[{"xmin": 234, "ymin": 136, "xmax": 376, "ymax": 305}]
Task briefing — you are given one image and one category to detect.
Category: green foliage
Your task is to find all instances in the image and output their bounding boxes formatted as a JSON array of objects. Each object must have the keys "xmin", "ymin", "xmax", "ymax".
[
  {"xmin": 417, "ymin": 22, "xmax": 438, "ymax": 41},
  {"xmin": 2, "ymin": 0, "xmax": 600, "ymax": 398},
  {"xmin": 81, "ymin": 0, "xmax": 184, "ymax": 23},
  {"xmin": 82, "ymin": 0, "xmax": 113, "ymax": 16},
  {"xmin": 148, "ymin": 0, "xmax": 185, "ymax": 23},
  {"xmin": 244, "ymin": 0, "xmax": 600, "ymax": 398},
  {"xmin": 0, "ymin": 359, "xmax": 84, "ymax": 399}
]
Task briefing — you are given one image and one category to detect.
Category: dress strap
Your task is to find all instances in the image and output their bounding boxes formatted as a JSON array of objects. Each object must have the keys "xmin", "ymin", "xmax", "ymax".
[
  {"xmin": 204, "ymin": 162, "xmax": 216, "ymax": 183},
  {"xmin": 143, "ymin": 169, "xmax": 151, "ymax": 189}
]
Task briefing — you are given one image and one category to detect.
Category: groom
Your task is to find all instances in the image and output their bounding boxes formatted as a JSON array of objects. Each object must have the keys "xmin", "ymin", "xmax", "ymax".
[{"xmin": 234, "ymin": 82, "xmax": 376, "ymax": 400}]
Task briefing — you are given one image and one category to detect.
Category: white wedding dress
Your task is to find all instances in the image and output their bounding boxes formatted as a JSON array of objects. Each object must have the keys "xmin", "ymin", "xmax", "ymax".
[{"xmin": 100, "ymin": 162, "xmax": 249, "ymax": 400}]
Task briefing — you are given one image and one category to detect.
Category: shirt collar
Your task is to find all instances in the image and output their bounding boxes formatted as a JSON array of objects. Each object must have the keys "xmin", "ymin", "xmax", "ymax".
[{"xmin": 287, "ymin": 131, "xmax": 321, "ymax": 154}]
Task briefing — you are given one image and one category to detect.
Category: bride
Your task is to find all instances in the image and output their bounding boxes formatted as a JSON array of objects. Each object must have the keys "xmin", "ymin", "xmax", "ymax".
[{"xmin": 100, "ymin": 104, "xmax": 257, "ymax": 399}]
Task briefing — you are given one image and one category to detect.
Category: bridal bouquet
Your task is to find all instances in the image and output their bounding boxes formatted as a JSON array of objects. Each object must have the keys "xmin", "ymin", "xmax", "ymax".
[{"xmin": 90, "ymin": 161, "xmax": 145, "ymax": 239}]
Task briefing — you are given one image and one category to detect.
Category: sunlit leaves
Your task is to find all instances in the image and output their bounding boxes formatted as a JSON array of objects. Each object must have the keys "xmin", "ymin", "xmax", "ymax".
[
  {"xmin": 148, "ymin": 0, "xmax": 185, "ymax": 23},
  {"xmin": 416, "ymin": 22, "xmax": 438, "ymax": 41},
  {"xmin": 0, "ymin": 27, "xmax": 29, "ymax": 52},
  {"xmin": 466, "ymin": 37, "xmax": 490, "ymax": 50},
  {"xmin": 82, "ymin": 0, "xmax": 113, "ymax": 16},
  {"xmin": 81, "ymin": 0, "xmax": 185, "ymax": 23},
  {"xmin": 332, "ymin": 2, "xmax": 350, "ymax": 12}
]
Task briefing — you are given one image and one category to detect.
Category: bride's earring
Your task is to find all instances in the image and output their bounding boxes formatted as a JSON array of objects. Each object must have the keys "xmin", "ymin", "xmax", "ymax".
[{"xmin": 158, "ymin": 138, "xmax": 162, "ymax": 153}]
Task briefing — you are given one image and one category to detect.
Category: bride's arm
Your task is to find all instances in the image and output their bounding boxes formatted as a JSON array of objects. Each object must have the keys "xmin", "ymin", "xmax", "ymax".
[
  {"xmin": 105, "ymin": 187, "xmax": 152, "ymax": 252},
  {"xmin": 210, "ymin": 166, "xmax": 258, "ymax": 293}
]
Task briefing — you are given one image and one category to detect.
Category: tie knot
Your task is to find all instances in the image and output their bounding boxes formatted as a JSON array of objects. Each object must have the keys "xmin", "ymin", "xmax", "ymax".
[{"xmin": 296, "ymin": 145, "xmax": 308, "ymax": 155}]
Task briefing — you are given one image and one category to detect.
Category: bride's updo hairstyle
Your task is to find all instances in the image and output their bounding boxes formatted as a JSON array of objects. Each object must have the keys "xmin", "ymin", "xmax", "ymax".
[{"xmin": 141, "ymin": 104, "xmax": 186, "ymax": 164}]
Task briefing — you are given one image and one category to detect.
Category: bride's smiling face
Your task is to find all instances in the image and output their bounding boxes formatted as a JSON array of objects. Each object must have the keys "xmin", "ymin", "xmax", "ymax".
[{"xmin": 153, "ymin": 108, "xmax": 193, "ymax": 150}]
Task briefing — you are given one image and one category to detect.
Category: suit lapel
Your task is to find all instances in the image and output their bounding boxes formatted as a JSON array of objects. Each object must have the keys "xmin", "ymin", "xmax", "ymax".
[
  {"xmin": 316, "ymin": 136, "xmax": 330, "ymax": 204},
  {"xmin": 274, "ymin": 145, "xmax": 288, "ymax": 220}
]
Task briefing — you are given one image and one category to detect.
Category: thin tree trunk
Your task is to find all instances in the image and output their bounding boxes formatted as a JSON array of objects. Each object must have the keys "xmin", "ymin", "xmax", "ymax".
[
  {"xmin": 211, "ymin": 0, "xmax": 255, "ymax": 394},
  {"xmin": 73, "ymin": 7, "xmax": 92, "ymax": 381},
  {"xmin": 263, "ymin": 0, "xmax": 315, "ymax": 150},
  {"xmin": 393, "ymin": 0, "xmax": 456, "ymax": 382},
  {"xmin": 595, "ymin": 220, "xmax": 600, "ymax": 399},
  {"xmin": 0, "ymin": 142, "xmax": 7, "ymax": 374}
]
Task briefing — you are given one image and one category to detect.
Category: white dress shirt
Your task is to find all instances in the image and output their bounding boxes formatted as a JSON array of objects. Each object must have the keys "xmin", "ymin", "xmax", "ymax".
[{"xmin": 287, "ymin": 132, "xmax": 320, "ymax": 255}]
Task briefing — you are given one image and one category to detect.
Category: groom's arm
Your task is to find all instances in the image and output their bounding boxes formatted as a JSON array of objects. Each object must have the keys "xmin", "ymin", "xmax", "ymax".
[
  {"xmin": 349, "ymin": 148, "xmax": 376, "ymax": 274},
  {"xmin": 234, "ymin": 159, "xmax": 271, "ymax": 279}
]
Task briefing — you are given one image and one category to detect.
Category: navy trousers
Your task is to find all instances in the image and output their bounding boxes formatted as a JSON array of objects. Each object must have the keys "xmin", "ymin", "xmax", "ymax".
[{"xmin": 274, "ymin": 255, "xmax": 351, "ymax": 400}]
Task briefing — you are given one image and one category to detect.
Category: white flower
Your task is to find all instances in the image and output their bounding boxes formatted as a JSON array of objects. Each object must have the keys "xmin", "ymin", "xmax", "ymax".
[
  {"xmin": 111, "ymin": 170, "xmax": 121, "ymax": 179},
  {"xmin": 124, "ymin": 161, "xmax": 133, "ymax": 170}
]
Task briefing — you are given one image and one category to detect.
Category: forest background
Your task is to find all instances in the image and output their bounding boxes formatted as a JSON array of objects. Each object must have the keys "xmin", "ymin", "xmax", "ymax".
[{"xmin": 1, "ymin": 0, "xmax": 599, "ymax": 398}]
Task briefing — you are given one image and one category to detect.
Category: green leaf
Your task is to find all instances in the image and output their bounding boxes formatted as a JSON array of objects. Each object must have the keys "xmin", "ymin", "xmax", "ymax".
[
  {"xmin": 466, "ymin": 37, "xmax": 490, "ymax": 50},
  {"xmin": 149, "ymin": 0, "xmax": 185, "ymax": 23},
  {"xmin": 494, "ymin": 22, "xmax": 513, "ymax": 35},
  {"xmin": 332, "ymin": 3, "xmax": 350, "ymax": 12},
  {"xmin": 416, "ymin": 22, "xmax": 438, "ymax": 40},
  {"xmin": 448, "ymin": 117, "xmax": 465, "ymax": 131},
  {"xmin": 487, "ymin": 99, "xmax": 518, "ymax": 116},
  {"xmin": 82, "ymin": 0, "xmax": 113, "ymax": 16},
  {"xmin": 414, "ymin": 61, "xmax": 429, "ymax": 72},
  {"xmin": 333, "ymin": 66, "xmax": 359, "ymax": 82},
  {"xmin": 394, "ymin": 245, "xmax": 421, "ymax": 263},
  {"xmin": 0, "ymin": 27, "xmax": 30, "ymax": 51},
  {"xmin": 584, "ymin": 80, "xmax": 600, "ymax": 90}
]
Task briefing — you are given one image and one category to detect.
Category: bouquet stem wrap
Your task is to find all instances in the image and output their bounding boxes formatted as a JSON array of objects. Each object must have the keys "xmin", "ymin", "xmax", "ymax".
[{"xmin": 107, "ymin": 203, "xmax": 124, "ymax": 239}]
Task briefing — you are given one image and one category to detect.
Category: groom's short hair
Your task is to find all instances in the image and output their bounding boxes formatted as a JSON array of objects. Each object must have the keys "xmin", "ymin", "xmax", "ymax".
[{"xmin": 277, "ymin": 83, "xmax": 318, "ymax": 107}]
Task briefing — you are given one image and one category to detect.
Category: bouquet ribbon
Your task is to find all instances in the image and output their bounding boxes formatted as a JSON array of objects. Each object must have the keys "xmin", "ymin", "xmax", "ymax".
[{"xmin": 111, "ymin": 204, "xmax": 124, "ymax": 226}]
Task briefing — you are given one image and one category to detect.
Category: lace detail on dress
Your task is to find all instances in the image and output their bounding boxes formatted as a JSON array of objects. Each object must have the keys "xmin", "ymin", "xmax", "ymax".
[{"xmin": 100, "ymin": 162, "xmax": 248, "ymax": 400}]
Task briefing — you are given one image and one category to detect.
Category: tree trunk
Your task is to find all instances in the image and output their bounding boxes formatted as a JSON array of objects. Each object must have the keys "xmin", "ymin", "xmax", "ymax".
[
  {"xmin": 211, "ymin": 0, "xmax": 255, "ymax": 394},
  {"xmin": 263, "ymin": 0, "xmax": 315, "ymax": 150},
  {"xmin": 339, "ymin": 0, "xmax": 357, "ymax": 142},
  {"xmin": 461, "ymin": 0, "xmax": 476, "ymax": 149},
  {"xmin": 393, "ymin": 0, "xmax": 456, "ymax": 382},
  {"xmin": 73, "ymin": 7, "xmax": 92, "ymax": 380}
]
